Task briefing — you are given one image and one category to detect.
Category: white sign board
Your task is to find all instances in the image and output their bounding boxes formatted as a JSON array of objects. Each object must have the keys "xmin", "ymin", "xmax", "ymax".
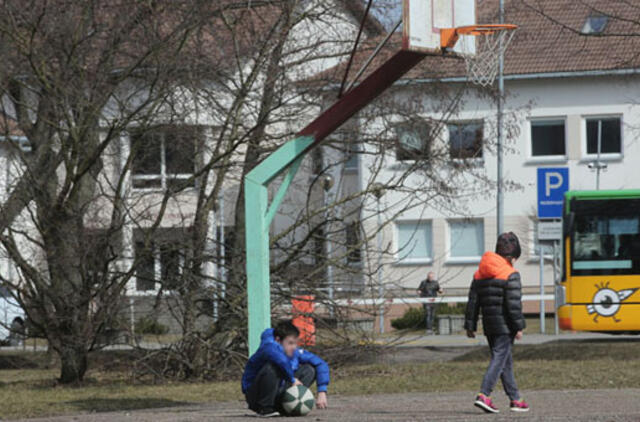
[
  {"xmin": 403, "ymin": 0, "xmax": 476, "ymax": 54},
  {"xmin": 538, "ymin": 220, "xmax": 562, "ymax": 241}
]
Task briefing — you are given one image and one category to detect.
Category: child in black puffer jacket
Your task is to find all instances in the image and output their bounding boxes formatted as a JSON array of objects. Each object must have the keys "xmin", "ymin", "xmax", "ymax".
[{"xmin": 464, "ymin": 232, "xmax": 530, "ymax": 414}]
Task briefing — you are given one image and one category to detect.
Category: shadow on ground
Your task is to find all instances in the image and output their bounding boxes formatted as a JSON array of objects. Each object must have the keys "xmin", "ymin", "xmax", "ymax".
[{"xmin": 65, "ymin": 398, "xmax": 190, "ymax": 413}]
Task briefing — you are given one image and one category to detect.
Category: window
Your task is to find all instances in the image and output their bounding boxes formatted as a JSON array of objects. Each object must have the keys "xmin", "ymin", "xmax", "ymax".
[
  {"xmin": 448, "ymin": 121, "xmax": 483, "ymax": 159},
  {"xmin": 572, "ymin": 199, "xmax": 640, "ymax": 276},
  {"xmin": 449, "ymin": 220, "xmax": 484, "ymax": 260},
  {"xmin": 134, "ymin": 230, "xmax": 189, "ymax": 292},
  {"xmin": 131, "ymin": 126, "xmax": 198, "ymax": 190},
  {"xmin": 159, "ymin": 244, "xmax": 184, "ymax": 290},
  {"xmin": 395, "ymin": 123, "xmax": 432, "ymax": 161},
  {"xmin": 345, "ymin": 142, "xmax": 360, "ymax": 171},
  {"xmin": 586, "ymin": 117, "xmax": 622, "ymax": 155},
  {"xmin": 396, "ymin": 221, "xmax": 433, "ymax": 262},
  {"xmin": 531, "ymin": 120, "xmax": 566, "ymax": 158},
  {"xmin": 135, "ymin": 242, "xmax": 157, "ymax": 291},
  {"xmin": 345, "ymin": 221, "xmax": 361, "ymax": 264},
  {"xmin": 582, "ymin": 15, "xmax": 608, "ymax": 34}
]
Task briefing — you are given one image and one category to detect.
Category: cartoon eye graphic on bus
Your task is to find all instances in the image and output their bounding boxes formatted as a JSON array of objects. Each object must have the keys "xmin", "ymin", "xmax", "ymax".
[{"xmin": 587, "ymin": 282, "xmax": 638, "ymax": 323}]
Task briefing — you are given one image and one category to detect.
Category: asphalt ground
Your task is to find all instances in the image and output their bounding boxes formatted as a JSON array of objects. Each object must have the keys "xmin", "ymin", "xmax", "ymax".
[{"xmin": 19, "ymin": 388, "xmax": 640, "ymax": 421}]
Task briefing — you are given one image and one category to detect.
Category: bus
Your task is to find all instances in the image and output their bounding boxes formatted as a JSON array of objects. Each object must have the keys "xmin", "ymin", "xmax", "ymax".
[{"xmin": 558, "ymin": 190, "xmax": 640, "ymax": 332}]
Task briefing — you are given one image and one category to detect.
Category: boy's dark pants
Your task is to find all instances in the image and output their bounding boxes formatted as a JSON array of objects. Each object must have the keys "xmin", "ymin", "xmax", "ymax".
[
  {"xmin": 245, "ymin": 362, "xmax": 316, "ymax": 413},
  {"xmin": 480, "ymin": 334, "xmax": 520, "ymax": 400}
]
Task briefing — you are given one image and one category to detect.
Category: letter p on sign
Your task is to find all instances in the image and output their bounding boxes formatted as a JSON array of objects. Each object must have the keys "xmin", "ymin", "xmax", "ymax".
[
  {"xmin": 545, "ymin": 172, "xmax": 563, "ymax": 197},
  {"xmin": 537, "ymin": 167, "xmax": 569, "ymax": 219}
]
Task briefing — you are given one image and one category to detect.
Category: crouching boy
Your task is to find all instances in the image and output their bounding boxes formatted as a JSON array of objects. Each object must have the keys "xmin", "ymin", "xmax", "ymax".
[{"xmin": 241, "ymin": 320, "xmax": 330, "ymax": 417}]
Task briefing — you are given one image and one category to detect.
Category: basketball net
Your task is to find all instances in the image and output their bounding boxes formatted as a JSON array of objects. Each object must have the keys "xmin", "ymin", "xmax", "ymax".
[{"xmin": 460, "ymin": 29, "xmax": 516, "ymax": 87}]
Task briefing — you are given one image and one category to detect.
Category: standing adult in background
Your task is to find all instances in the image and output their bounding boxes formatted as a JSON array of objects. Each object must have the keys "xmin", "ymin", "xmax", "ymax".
[{"xmin": 417, "ymin": 271, "xmax": 443, "ymax": 334}]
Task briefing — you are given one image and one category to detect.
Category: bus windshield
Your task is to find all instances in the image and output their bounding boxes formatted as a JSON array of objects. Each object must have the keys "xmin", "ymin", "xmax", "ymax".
[{"xmin": 571, "ymin": 199, "xmax": 640, "ymax": 276}]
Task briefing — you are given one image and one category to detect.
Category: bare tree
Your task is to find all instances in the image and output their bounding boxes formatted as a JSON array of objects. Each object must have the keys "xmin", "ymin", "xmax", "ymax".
[{"xmin": 0, "ymin": 0, "xmax": 257, "ymax": 383}]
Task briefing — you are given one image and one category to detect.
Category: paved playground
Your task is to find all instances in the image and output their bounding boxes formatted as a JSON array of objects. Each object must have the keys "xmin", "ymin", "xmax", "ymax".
[
  {"xmin": 18, "ymin": 388, "xmax": 640, "ymax": 421},
  {"xmin": 11, "ymin": 334, "xmax": 640, "ymax": 421}
]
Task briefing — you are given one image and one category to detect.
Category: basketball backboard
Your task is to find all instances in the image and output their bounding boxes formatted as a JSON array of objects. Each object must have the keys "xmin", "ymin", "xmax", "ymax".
[{"xmin": 403, "ymin": 0, "xmax": 476, "ymax": 55}]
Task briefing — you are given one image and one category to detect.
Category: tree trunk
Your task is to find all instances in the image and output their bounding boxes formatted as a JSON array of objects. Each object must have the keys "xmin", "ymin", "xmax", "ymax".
[{"xmin": 58, "ymin": 345, "xmax": 88, "ymax": 384}]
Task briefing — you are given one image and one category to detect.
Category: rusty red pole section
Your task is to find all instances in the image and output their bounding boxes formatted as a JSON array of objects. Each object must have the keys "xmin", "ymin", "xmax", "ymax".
[{"xmin": 297, "ymin": 50, "xmax": 428, "ymax": 153}]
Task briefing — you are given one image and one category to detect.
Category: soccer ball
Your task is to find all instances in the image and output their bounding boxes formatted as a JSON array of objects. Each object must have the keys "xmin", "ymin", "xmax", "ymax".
[{"xmin": 280, "ymin": 385, "xmax": 315, "ymax": 416}]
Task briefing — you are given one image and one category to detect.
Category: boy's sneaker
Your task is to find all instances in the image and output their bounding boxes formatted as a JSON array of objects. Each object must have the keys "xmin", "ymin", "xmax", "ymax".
[
  {"xmin": 474, "ymin": 393, "xmax": 499, "ymax": 413},
  {"xmin": 510, "ymin": 398, "xmax": 530, "ymax": 412},
  {"xmin": 256, "ymin": 409, "xmax": 280, "ymax": 418}
]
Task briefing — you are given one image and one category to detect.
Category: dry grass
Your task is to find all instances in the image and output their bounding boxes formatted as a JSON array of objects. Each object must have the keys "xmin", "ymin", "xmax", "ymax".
[
  {"xmin": 0, "ymin": 368, "xmax": 239, "ymax": 419},
  {"xmin": 1, "ymin": 339, "xmax": 639, "ymax": 419},
  {"xmin": 334, "ymin": 340, "xmax": 640, "ymax": 395}
]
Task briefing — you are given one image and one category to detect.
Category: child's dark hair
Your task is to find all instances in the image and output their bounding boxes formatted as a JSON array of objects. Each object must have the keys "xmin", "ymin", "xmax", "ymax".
[
  {"xmin": 273, "ymin": 320, "xmax": 300, "ymax": 340},
  {"xmin": 495, "ymin": 232, "xmax": 521, "ymax": 259}
]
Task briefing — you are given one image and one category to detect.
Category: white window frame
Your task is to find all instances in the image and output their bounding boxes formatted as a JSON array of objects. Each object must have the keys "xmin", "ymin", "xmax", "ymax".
[
  {"xmin": 446, "ymin": 219, "xmax": 484, "ymax": 264},
  {"xmin": 134, "ymin": 242, "xmax": 185, "ymax": 295},
  {"xmin": 131, "ymin": 128, "xmax": 196, "ymax": 192},
  {"xmin": 393, "ymin": 220, "xmax": 434, "ymax": 265},
  {"xmin": 582, "ymin": 15, "xmax": 608, "ymax": 34},
  {"xmin": 580, "ymin": 114, "xmax": 624, "ymax": 162},
  {"xmin": 526, "ymin": 117, "xmax": 568, "ymax": 164}
]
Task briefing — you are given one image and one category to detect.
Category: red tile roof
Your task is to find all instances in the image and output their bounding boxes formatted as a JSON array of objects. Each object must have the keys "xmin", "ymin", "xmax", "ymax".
[
  {"xmin": 497, "ymin": 0, "xmax": 640, "ymax": 76},
  {"xmin": 311, "ymin": 0, "xmax": 640, "ymax": 86}
]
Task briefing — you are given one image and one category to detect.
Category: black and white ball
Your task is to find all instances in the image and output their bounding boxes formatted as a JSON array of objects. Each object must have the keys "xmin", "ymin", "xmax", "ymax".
[{"xmin": 281, "ymin": 385, "xmax": 315, "ymax": 416}]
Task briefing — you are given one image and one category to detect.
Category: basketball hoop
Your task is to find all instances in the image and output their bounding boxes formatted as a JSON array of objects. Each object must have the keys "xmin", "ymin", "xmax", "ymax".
[{"xmin": 441, "ymin": 24, "xmax": 518, "ymax": 87}]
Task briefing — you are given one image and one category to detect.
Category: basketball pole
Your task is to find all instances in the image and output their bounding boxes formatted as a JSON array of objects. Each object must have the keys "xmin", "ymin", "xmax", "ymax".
[
  {"xmin": 496, "ymin": 0, "xmax": 505, "ymax": 236},
  {"xmin": 243, "ymin": 9, "xmax": 518, "ymax": 353},
  {"xmin": 244, "ymin": 50, "xmax": 428, "ymax": 354}
]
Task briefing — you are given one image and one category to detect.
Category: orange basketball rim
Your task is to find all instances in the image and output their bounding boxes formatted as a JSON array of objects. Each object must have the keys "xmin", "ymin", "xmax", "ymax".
[{"xmin": 440, "ymin": 24, "xmax": 518, "ymax": 50}]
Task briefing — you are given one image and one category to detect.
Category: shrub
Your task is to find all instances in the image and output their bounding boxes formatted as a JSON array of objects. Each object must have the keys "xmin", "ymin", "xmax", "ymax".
[
  {"xmin": 390, "ymin": 303, "xmax": 467, "ymax": 330},
  {"xmin": 391, "ymin": 307, "xmax": 426, "ymax": 330},
  {"xmin": 135, "ymin": 316, "xmax": 169, "ymax": 335}
]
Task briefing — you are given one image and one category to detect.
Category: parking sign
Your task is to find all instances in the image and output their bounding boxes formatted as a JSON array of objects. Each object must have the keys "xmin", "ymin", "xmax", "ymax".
[{"xmin": 537, "ymin": 167, "xmax": 569, "ymax": 219}]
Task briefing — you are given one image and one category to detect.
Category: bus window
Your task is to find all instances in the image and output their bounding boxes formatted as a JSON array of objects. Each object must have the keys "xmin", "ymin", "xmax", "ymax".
[{"xmin": 572, "ymin": 214, "xmax": 640, "ymax": 275}]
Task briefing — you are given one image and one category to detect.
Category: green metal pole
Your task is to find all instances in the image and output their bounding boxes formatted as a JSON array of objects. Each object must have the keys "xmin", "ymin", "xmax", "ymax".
[
  {"xmin": 244, "ymin": 136, "xmax": 314, "ymax": 354},
  {"xmin": 244, "ymin": 177, "xmax": 270, "ymax": 354}
]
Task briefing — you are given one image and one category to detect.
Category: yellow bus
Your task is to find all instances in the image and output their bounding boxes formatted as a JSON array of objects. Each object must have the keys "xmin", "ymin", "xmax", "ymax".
[{"xmin": 558, "ymin": 190, "xmax": 640, "ymax": 332}]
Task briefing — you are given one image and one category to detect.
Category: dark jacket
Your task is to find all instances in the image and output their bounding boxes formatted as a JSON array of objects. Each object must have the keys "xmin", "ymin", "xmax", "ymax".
[
  {"xmin": 418, "ymin": 279, "xmax": 440, "ymax": 298},
  {"xmin": 464, "ymin": 252, "xmax": 526, "ymax": 335},
  {"xmin": 241, "ymin": 328, "xmax": 330, "ymax": 394}
]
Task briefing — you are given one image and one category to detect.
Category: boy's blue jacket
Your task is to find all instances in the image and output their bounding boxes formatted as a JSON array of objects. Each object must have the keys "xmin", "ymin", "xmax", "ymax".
[{"xmin": 241, "ymin": 328, "xmax": 330, "ymax": 394}]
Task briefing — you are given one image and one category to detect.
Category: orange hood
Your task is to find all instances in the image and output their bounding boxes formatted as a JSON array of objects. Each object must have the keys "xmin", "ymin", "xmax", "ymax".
[{"xmin": 473, "ymin": 251, "xmax": 515, "ymax": 281}]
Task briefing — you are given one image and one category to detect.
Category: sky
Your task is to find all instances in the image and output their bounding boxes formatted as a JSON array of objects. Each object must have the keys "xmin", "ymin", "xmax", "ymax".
[{"xmin": 367, "ymin": 0, "xmax": 403, "ymax": 32}]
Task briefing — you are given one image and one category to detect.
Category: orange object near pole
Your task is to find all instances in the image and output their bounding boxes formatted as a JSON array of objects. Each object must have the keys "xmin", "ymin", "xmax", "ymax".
[{"xmin": 292, "ymin": 296, "xmax": 315, "ymax": 347}]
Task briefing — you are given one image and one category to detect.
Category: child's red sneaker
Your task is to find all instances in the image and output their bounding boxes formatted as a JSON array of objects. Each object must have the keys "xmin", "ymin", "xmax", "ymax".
[
  {"xmin": 510, "ymin": 398, "xmax": 530, "ymax": 412},
  {"xmin": 474, "ymin": 393, "xmax": 499, "ymax": 413}
]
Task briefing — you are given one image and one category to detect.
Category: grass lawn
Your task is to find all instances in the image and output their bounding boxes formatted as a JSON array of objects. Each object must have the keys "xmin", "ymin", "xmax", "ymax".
[{"xmin": 1, "ymin": 340, "xmax": 640, "ymax": 419}]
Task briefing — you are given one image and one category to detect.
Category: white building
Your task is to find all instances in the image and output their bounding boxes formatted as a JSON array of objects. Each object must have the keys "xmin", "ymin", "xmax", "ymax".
[{"xmin": 316, "ymin": 0, "xmax": 640, "ymax": 324}]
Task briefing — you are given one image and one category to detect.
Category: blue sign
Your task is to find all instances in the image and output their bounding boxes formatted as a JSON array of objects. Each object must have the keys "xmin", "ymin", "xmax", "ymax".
[{"xmin": 537, "ymin": 167, "xmax": 569, "ymax": 219}]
